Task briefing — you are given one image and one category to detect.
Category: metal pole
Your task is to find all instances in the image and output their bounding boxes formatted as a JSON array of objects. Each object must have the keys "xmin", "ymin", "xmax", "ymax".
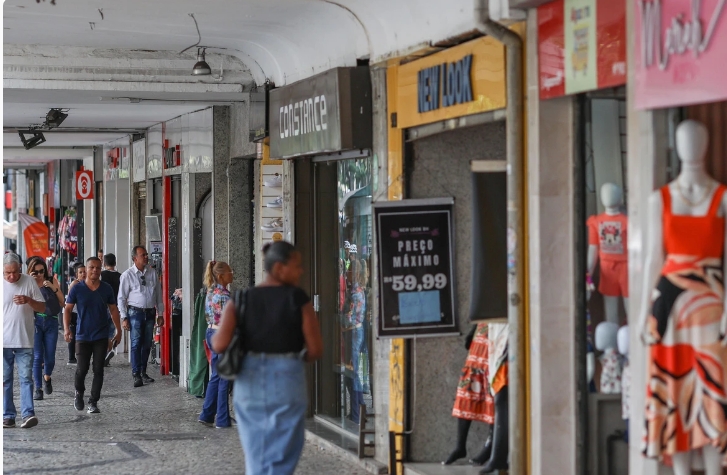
[{"xmin": 473, "ymin": 6, "xmax": 526, "ymax": 475}]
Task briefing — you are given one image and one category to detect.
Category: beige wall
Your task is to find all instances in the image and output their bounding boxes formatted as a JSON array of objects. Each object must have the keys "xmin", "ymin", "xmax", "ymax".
[{"xmin": 526, "ymin": 10, "xmax": 578, "ymax": 475}]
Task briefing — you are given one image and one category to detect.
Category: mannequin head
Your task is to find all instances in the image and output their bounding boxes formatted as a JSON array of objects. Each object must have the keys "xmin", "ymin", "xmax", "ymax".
[
  {"xmin": 595, "ymin": 322, "xmax": 618, "ymax": 351},
  {"xmin": 617, "ymin": 325, "xmax": 629, "ymax": 356},
  {"xmin": 676, "ymin": 119, "xmax": 708, "ymax": 167},
  {"xmin": 600, "ymin": 183, "xmax": 623, "ymax": 209}
]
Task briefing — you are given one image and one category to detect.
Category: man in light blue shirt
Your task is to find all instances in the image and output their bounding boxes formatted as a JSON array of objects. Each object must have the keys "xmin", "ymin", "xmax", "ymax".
[{"xmin": 117, "ymin": 246, "xmax": 164, "ymax": 388}]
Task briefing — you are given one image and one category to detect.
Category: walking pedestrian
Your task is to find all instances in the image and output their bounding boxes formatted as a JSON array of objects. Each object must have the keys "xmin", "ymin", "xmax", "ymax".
[
  {"xmin": 66, "ymin": 263, "xmax": 86, "ymax": 365},
  {"xmin": 3, "ymin": 252, "xmax": 45, "ymax": 429},
  {"xmin": 118, "ymin": 246, "xmax": 164, "ymax": 388},
  {"xmin": 26, "ymin": 257, "xmax": 64, "ymax": 401},
  {"xmin": 212, "ymin": 241, "xmax": 322, "ymax": 475},
  {"xmin": 100, "ymin": 253, "xmax": 121, "ymax": 366},
  {"xmin": 197, "ymin": 260, "xmax": 234, "ymax": 429},
  {"xmin": 63, "ymin": 257, "xmax": 121, "ymax": 414}
]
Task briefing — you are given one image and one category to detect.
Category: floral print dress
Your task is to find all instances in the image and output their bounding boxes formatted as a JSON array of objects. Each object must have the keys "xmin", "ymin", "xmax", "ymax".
[{"xmin": 452, "ymin": 323, "xmax": 494, "ymax": 423}]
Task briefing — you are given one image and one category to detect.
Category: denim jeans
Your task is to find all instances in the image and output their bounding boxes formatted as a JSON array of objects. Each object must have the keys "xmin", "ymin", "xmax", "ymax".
[
  {"xmin": 199, "ymin": 328, "xmax": 230, "ymax": 427},
  {"xmin": 234, "ymin": 353, "xmax": 307, "ymax": 475},
  {"xmin": 3, "ymin": 348, "xmax": 35, "ymax": 420},
  {"xmin": 33, "ymin": 316, "xmax": 59, "ymax": 388},
  {"xmin": 128, "ymin": 307, "xmax": 155, "ymax": 374}
]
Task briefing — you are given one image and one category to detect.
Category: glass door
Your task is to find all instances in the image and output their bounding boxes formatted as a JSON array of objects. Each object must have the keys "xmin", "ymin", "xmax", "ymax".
[{"xmin": 310, "ymin": 156, "xmax": 374, "ymax": 434}]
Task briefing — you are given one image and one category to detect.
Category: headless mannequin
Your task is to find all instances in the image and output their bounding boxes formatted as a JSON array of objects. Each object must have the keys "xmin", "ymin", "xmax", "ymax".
[
  {"xmin": 443, "ymin": 325, "xmax": 493, "ymax": 466},
  {"xmin": 595, "ymin": 322, "xmax": 621, "ymax": 393},
  {"xmin": 617, "ymin": 325, "xmax": 629, "ymax": 441},
  {"xmin": 638, "ymin": 120, "xmax": 727, "ymax": 475},
  {"xmin": 588, "ymin": 183, "xmax": 629, "ymax": 324}
]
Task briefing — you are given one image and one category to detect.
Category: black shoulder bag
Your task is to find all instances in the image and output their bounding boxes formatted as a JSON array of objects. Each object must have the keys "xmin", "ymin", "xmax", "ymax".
[{"xmin": 217, "ymin": 288, "xmax": 248, "ymax": 381}]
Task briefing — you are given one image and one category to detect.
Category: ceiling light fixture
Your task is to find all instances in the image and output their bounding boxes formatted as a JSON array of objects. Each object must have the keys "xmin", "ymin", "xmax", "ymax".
[
  {"xmin": 192, "ymin": 48, "xmax": 212, "ymax": 76},
  {"xmin": 18, "ymin": 130, "xmax": 47, "ymax": 150},
  {"xmin": 44, "ymin": 108, "xmax": 68, "ymax": 128}
]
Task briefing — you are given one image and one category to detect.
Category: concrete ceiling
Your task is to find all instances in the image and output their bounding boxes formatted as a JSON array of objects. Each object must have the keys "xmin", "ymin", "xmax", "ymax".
[{"xmin": 3, "ymin": 0, "xmax": 484, "ymax": 163}]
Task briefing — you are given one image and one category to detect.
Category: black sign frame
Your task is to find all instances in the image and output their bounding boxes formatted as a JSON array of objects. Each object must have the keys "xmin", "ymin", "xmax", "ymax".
[{"xmin": 374, "ymin": 197, "xmax": 458, "ymax": 338}]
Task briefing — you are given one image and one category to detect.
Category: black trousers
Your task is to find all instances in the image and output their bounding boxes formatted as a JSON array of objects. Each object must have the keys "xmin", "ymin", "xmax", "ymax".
[
  {"xmin": 75, "ymin": 338, "xmax": 107, "ymax": 403},
  {"xmin": 68, "ymin": 313, "xmax": 77, "ymax": 361}
]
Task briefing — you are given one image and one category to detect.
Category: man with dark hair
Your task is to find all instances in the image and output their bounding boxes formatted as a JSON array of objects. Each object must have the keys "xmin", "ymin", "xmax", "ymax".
[
  {"xmin": 63, "ymin": 257, "xmax": 121, "ymax": 414},
  {"xmin": 101, "ymin": 253, "xmax": 121, "ymax": 366},
  {"xmin": 118, "ymin": 246, "xmax": 164, "ymax": 387},
  {"xmin": 66, "ymin": 263, "xmax": 86, "ymax": 365}
]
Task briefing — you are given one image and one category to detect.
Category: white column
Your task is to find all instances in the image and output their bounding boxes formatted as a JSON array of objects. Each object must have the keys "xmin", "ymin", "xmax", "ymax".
[{"xmin": 83, "ymin": 156, "xmax": 96, "ymax": 261}]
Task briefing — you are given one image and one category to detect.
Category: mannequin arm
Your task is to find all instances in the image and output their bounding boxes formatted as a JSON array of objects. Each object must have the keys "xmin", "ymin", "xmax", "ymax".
[
  {"xmin": 587, "ymin": 245, "xmax": 598, "ymax": 276},
  {"xmin": 639, "ymin": 191, "xmax": 664, "ymax": 344},
  {"xmin": 721, "ymin": 194, "xmax": 727, "ymax": 343}
]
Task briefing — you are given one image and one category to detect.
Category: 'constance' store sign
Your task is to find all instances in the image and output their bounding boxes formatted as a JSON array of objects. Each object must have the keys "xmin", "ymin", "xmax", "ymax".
[{"xmin": 635, "ymin": 0, "xmax": 727, "ymax": 109}]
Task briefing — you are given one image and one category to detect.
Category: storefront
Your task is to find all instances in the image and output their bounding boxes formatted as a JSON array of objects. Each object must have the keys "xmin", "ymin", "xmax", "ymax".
[
  {"xmin": 628, "ymin": 1, "xmax": 727, "ymax": 474},
  {"xmin": 267, "ymin": 67, "xmax": 374, "ymax": 437},
  {"xmin": 384, "ymin": 28, "xmax": 522, "ymax": 468}
]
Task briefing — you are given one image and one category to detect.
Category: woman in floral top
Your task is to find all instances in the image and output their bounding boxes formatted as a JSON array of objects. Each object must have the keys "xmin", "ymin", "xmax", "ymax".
[
  {"xmin": 198, "ymin": 260, "xmax": 234, "ymax": 429},
  {"xmin": 346, "ymin": 259, "xmax": 370, "ymax": 423}
]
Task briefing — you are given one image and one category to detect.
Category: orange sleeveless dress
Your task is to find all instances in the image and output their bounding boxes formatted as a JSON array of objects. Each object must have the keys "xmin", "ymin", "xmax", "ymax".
[
  {"xmin": 643, "ymin": 184, "xmax": 727, "ymax": 458},
  {"xmin": 452, "ymin": 323, "xmax": 494, "ymax": 423}
]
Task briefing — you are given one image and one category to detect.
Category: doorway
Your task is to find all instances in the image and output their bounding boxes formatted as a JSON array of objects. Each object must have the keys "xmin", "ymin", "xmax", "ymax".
[{"xmin": 296, "ymin": 156, "xmax": 374, "ymax": 435}]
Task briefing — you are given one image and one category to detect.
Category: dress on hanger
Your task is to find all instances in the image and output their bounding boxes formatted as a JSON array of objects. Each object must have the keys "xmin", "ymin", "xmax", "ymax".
[
  {"xmin": 643, "ymin": 184, "xmax": 727, "ymax": 458},
  {"xmin": 452, "ymin": 323, "xmax": 494, "ymax": 423}
]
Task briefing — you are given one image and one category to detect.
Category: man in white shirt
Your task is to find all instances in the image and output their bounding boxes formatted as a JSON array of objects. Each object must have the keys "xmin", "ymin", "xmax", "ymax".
[
  {"xmin": 118, "ymin": 246, "xmax": 165, "ymax": 388},
  {"xmin": 3, "ymin": 253, "xmax": 45, "ymax": 429}
]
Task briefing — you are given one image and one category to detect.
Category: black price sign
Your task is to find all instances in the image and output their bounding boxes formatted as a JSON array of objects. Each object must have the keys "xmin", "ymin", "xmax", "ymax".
[{"xmin": 374, "ymin": 198, "xmax": 457, "ymax": 338}]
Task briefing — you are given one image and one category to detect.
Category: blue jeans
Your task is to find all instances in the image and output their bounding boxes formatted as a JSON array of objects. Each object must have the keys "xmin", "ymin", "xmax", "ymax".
[
  {"xmin": 3, "ymin": 348, "xmax": 35, "ymax": 420},
  {"xmin": 129, "ymin": 308, "xmax": 155, "ymax": 374},
  {"xmin": 33, "ymin": 316, "xmax": 59, "ymax": 388},
  {"xmin": 234, "ymin": 353, "xmax": 307, "ymax": 475},
  {"xmin": 199, "ymin": 328, "xmax": 230, "ymax": 427}
]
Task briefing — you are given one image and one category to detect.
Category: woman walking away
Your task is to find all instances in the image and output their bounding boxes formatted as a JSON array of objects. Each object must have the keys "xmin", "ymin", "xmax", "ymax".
[
  {"xmin": 213, "ymin": 241, "xmax": 322, "ymax": 475},
  {"xmin": 198, "ymin": 260, "xmax": 234, "ymax": 429},
  {"xmin": 27, "ymin": 257, "xmax": 64, "ymax": 401}
]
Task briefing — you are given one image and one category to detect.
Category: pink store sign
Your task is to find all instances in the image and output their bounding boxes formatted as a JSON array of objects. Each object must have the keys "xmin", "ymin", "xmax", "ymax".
[{"xmin": 635, "ymin": 0, "xmax": 727, "ymax": 109}]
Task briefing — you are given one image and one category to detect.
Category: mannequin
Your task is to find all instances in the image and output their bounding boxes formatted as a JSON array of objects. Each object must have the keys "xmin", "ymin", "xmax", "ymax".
[
  {"xmin": 444, "ymin": 323, "xmax": 494, "ymax": 465},
  {"xmin": 587, "ymin": 183, "xmax": 629, "ymax": 324},
  {"xmin": 479, "ymin": 323, "xmax": 509, "ymax": 474},
  {"xmin": 595, "ymin": 322, "xmax": 621, "ymax": 394},
  {"xmin": 639, "ymin": 120, "xmax": 727, "ymax": 475},
  {"xmin": 617, "ymin": 325, "xmax": 629, "ymax": 441}
]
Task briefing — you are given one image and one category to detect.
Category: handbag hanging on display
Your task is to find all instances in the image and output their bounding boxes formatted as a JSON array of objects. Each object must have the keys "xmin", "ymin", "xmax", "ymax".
[{"xmin": 217, "ymin": 288, "xmax": 248, "ymax": 381}]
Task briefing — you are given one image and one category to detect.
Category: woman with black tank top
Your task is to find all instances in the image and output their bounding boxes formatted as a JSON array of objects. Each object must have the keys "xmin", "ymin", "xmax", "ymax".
[{"xmin": 213, "ymin": 241, "xmax": 322, "ymax": 475}]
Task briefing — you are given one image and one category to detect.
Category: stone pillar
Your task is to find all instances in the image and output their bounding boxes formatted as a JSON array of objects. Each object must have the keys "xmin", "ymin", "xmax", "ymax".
[
  {"xmin": 213, "ymin": 106, "xmax": 230, "ymax": 264},
  {"xmin": 370, "ymin": 64, "xmax": 391, "ymax": 466},
  {"xmin": 526, "ymin": 10, "xmax": 578, "ymax": 473}
]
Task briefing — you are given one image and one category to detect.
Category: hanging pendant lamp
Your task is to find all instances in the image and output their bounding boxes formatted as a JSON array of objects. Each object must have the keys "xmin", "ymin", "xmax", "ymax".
[{"xmin": 191, "ymin": 47, "xmax": 211, "ymax": 76}]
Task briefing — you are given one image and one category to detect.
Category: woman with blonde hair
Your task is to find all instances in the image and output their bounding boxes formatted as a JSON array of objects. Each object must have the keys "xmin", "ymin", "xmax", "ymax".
[{"xmin": 197, "ymin": 260, "xmax": 234, "ymax": 429}]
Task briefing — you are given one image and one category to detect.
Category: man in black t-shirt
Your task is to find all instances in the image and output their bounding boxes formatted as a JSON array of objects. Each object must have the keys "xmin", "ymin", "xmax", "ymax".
[{"xmin": 100, "ymin": 254, "xmax": 121, "ymax": 367}]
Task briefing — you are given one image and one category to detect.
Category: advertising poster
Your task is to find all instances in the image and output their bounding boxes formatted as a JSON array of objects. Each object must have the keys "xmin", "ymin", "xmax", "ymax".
[
  {"xmin": 564, "ymin": 0, "xmax": 598, "ymax": 94},
  {"xmin": 374, "ymin": 198, "xmax": 458, "ymax": 338}
]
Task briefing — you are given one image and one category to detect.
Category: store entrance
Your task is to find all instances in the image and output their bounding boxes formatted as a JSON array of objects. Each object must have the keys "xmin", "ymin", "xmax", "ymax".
[{"xmin": 296, "ymin": 156, "xmax": 374, "ymax": 435}]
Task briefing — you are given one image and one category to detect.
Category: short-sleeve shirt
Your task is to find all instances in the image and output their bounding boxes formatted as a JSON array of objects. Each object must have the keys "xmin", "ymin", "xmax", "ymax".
[
  {"xmin": 205, "ymin": 284, "xmax": 230, "ymax": 326},
  {"xmin": 67, "ymin": 281, "xmax": 116, "ymax": 342},
  {"xmin": 586, "ymin": 213, "xmax": 628, "ymax": 262},
  {"xmin": 3, "ymin": 274, "xmax": 45, "ymax": 348}
]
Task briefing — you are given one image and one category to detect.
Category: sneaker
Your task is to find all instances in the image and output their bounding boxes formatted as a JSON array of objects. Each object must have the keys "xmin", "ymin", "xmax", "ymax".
[
  {"xmin": 133, "ymin": 373, "xmax": 144, "ymax": 388},
  {"xmin": 105, "ymin": 347, "xmax": 116, "ymax": 367},
  {"xmin": 3, "ymin": 418, "xmax": 15, "ymax": 428},
  {"xmin": 20, "ymin": 416, "xmax": 38, "ymax": 429},
  {"xmin": 263, "ymin": 174, "xmax": 283, "ymax": 188},
  {"xmin": 87, "ymin": 402, "xmax": 100, "ymax": 414},
  {"xmin": 67, "ymin": 359, "xmax": 78, "ymax": 366},
  {"xmin": 74, "ymin": 391, "xmax": 84, "ymax": 411},
  {"xmin": 261, "ymin": 218, "xmax": 283, "ymax": 232},
  {"xmin": 33, "ymin": 388, "xmax": 43, "ymax": 401},
  {"xmin": 44, "ymin": 378, "xmax": 53, "ymax": 395},
  {"xmin": 141, "ymin": 373, "xmax": 155, "ymax": 383},
  {"xmin": 266, "ymin": 196, "xmax": 283, "ymax": 208}
]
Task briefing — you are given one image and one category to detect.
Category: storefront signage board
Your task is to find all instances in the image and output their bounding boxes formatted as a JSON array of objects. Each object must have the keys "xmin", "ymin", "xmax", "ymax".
[
  {"xmin": 635, "ymin": 0, "xmax": 727, "ymax": 109},
  {"xmin": 269, "ymin": 67, "xmax": 372, "ymax": 159},
  {"xmin": 374, "ymin": 198, "xmax": 458, "ymax": 338},
  {"xmin": 538, "ymin": 0, "xmax": 626, "ymax": 99},
  {"xmin": 396, "ymin": 35, "xmax": 512, "ymax": 128}
]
